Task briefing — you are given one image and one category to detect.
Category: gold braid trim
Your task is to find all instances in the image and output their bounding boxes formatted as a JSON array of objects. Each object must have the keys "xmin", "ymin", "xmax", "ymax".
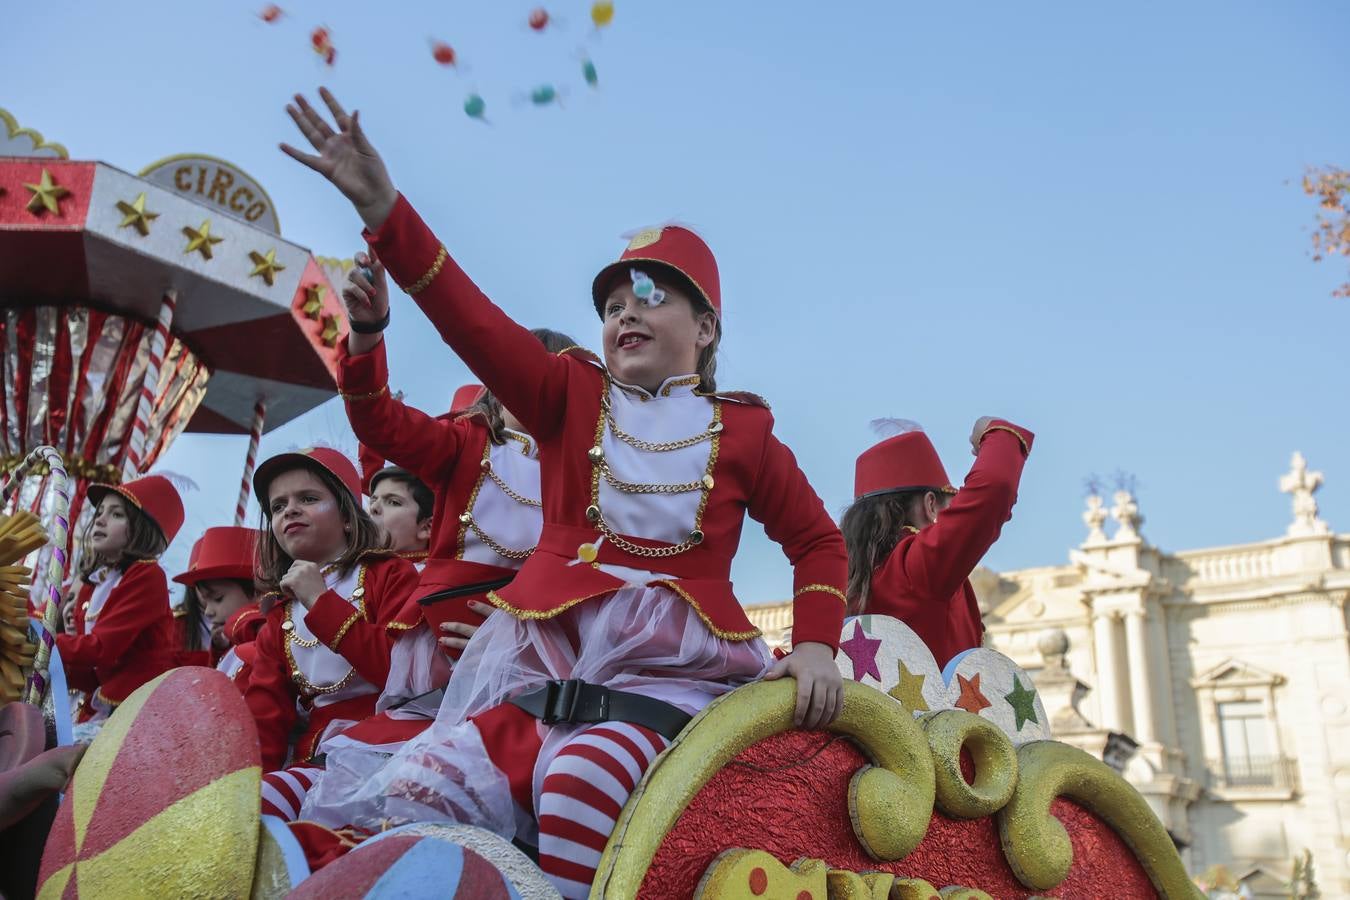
[
  {"xmin": 979, "ymin": 423, "xmax": 1029, "ymax": 455},
  {"xmin": 328, "ymin": 608, "xmax": 363, "ymax": 650},
  {"xmin": 339, "ymin": 384, "xmax": 390, "ymax": 403},
  {"xmin": 485, "ymin": 587, "xmax": 616, "ymax": 620},
  {"xmin": 405, "ymin": 245, "xmax": 448, "ymax": 295},
  {"xmin": 793, "ymin": 583, "xmax": 848, "ymax": 607},
  {"xmin": 652, "ymin": 579, "xmax": 762, "ymax": 641}
]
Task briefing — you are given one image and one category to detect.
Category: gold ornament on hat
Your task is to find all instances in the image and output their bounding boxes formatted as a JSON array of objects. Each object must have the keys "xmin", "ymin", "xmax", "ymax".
[
  {"xmin": 248, "ymin": 248, "xmax": 286, "ymax": 286},
  {"xmin": 182, "ymin": 219, "xmax": 224, "ymax": 259},
  {"xmin": 115, "ymin": 192, "xmax": 159, "ymax": 236},
  {"xmin": 626, "ymin": 228, "xmax": 663, "ymax": 251},
  {"xmin": 23, "ymin": 168, "xmax": 70, "ymax": 216}
]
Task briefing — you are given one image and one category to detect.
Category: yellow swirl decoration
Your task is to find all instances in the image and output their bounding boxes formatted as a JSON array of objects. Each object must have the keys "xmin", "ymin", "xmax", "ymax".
[
  {"xmin": 996, "ymin": 741, "xmax": 1203, "ymax": 898},
  {"xmin": 592, "ymin": 680, "xmax": 936, "ymax": 897},
  {"xmin": 921, "ymin": 710, "xmax": 1017, "ymax": 819}
]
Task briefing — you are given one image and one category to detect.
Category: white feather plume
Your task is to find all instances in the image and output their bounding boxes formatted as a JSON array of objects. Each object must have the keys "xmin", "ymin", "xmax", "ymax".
[
  {"xmin": 152, "ymin": 470, "xmax": 200, "ymax": 493},
  {"xmin": 869, "ymin": 417, "xmax": 924, "ymax": 438}
]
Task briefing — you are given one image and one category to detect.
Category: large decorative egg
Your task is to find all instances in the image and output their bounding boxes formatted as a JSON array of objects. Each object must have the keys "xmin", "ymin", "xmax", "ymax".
[
  {"xmin": 286, "ymin": 824, "xmax": 525, "ymax": 899},
  {"xmin": 37, "ymin": 668, "xmax": 262, "ymax": 898}
]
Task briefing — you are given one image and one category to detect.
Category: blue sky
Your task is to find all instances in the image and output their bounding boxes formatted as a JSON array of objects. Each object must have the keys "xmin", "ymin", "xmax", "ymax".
[{"xmin": 7, "ymin": 1, "xmax": 1349, "ymax": 602}]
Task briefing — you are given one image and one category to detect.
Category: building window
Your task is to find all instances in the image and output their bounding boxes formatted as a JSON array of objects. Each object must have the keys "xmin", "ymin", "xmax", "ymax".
[{"xmin": 1217, "ymin": 700, "xmax": 1275, "ymax": 786}]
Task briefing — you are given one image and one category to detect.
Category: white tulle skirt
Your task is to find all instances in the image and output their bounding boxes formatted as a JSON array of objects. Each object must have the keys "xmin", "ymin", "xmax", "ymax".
[{"xmin": 300, "ymin": 585, "xmax": 771, "ymax": 839}]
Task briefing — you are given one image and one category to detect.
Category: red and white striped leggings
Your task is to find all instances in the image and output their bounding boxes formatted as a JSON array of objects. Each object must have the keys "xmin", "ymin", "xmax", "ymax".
[
  {"xmin": 260, "ymin": 764, "xmax": 322, "ymax": 821},
  {"xmin": 536, "ymin": 721, "xmax": 670, "ymax": 899}
]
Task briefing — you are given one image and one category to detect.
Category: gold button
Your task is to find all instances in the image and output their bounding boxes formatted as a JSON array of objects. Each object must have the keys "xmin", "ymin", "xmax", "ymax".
[
  {"xmin": 480, "ymin": 458, "xmax": 492, "ymax": 472},
  {"xmin": 459, "ymin": 512, "xmax": 473, "ymax": 525},
  {"xmin": 689, "ymin": 529, "xmax": 705, "ymax": 545},
  {"xmin": 578, "ymin": 543, "xmax": 599, "ymax": 563},
  {"xmin": 352, "ymin": 587, "xmax": 365, "ymax": 599},
  {"xmin": 709, "ymin": 421, "xmax": 724, "ymax": 434},
  {"xmin": 281, "ymin": 620, "xmax": 294, "ymax": 632},
  {"xmin": 585, "ymin": 504, "xmax": 601, "ymax": 523},
  {"xmin": 702, "ymin": 474, "xmax": 715, "ymax": 491},
  {"xmin": 290, "ymin": 670, "xmax": 302, "ymax": 681},
  {"xmin": 588, "ymin": 446, "xmax": 604, "ymax": 464}
]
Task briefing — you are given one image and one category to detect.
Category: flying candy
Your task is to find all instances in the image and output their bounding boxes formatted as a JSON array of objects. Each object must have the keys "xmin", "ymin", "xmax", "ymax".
[
  {"xmin": 323, "ymin": 45, "xmax": 337, "ymax": 66},
  {"xmin": 259, "ymin": 4, "xmax": 282, "ymax": 23},
  {"xmin": 464, "ymin": 94, "xmax": 488, "ymax": 121},
  {"xmin": 528, "ymin": 8, "xmax": 550, "ymax": 31},
  {"xmin": 530, "ymin": 84, "xmax": 559, "ymax": 106},
  {"xmin": 582, "ymin": 58, "xmax": 598, "ymax": 88},
  {"xmin": 591, "ymin": 1, "xmax": 614, "ymax": 28},
  {"xmin": 311, "ymin": 26, "xmax": 330, "ymax": 50},
  {"xmin": 630, "ymin": 269, "xmax": 665, "ymax": 307},
  {"xmin": 431, "ymin": 41, "xmax": 457, "ymax": 66}
]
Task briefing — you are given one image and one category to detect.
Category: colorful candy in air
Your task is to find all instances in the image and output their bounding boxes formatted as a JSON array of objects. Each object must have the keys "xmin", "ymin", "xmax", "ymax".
[
  {"xmin": 431, "ymin": 41, "xmax": 457, "ymax": 66},
  {"xmin": 528, "ymin": 8, "xmax": 550, "ymax": 31},
  {"xmin": 311, "ymin": 26, "xmax": 336, "ymax": 66},
  {"xmin": 591, "ymin": 1, "xmax": 614, "ymax": 28},
  {"xmin": 530, "ymin": 84, "xmax": 559, "ymax": 106},
  {"xmin": 582, "ymin": 58, "xmax": 598, "ymax": 88},
  {"xmin": 259, "ymin": 4, "xmax": 282, "ymax": 23},
  {"xmin": 464, "ymin": 94, "xmax": 487, "ymax": 121}
]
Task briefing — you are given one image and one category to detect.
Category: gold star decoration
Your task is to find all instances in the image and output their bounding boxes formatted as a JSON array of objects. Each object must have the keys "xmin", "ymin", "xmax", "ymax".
[
  {"xmin": 115, "ymin": 192, "xmax": 159, "ymax": 236},
  {"xmin": 23, "ymin": 169, "xmax": 71, "ymax": 216},
  {"xmin": 319, "ymin": 314, "xmax": 343, "ymax": 348},
  {"xmin": 888, "ymin": 659, "xmax": 930, "ymax": 712},
  {"xmin": 300, "ymin": 283, "xmax": 326, "ymax": 319},
  {"xmin": 247, "ymin": 248, "xmax": 286, "ymax": 286},
  {"xmin": 182, "ymin": 219, "xmax": 224, "ymax": 259}
]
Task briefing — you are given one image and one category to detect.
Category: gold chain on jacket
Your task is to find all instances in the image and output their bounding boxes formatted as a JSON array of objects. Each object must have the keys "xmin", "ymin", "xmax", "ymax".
[
  {"xmin": 282, "ymin": 564, "xmax": 367, "ymax": 696},
  {"xmin": 458, "ymin": 440, "xmax": 539, "ymax": 561}
]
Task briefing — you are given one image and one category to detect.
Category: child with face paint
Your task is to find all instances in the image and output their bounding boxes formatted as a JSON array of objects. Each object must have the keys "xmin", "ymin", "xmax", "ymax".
[
  {"xmin": 57, "ymin": 476, "xmax": 183, "ymax": 732},
  {"xmin": 173, "ymin": 526, "xmax": 266, "ymax": 689},
  {"xmin": 283, "ymin": 89, "xmax": 845, "ymax": 895},
  {"xmin": 841, "ymin": 418, "xmax": 1034, "ymax": 667},
  {"xmin": 244, "ymin": 447, "xmax": 419, "ymax": 820}
]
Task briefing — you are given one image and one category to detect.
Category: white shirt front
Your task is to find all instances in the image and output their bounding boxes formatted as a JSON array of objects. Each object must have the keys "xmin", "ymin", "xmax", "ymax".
[
  {"xmin": 461, "ymin": 428, "xmax": 543, "ymax": 567},
  {"xmin": 286, "ymin": 565, "xmax": 378, "ymax": 708},
  {"xmin": 82, "ymin": 567, "xmax": 124, "ymax": 633}
]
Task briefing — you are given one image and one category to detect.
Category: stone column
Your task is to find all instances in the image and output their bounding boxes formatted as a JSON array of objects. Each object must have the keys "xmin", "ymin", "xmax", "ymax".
[
  {"xmin": 1124, "ymin": 608, "xmax": 1156, "ymax": 744},
  {"xmin": 1092, "ymin": 611, "xmax": 1125, "ymax": 732}
]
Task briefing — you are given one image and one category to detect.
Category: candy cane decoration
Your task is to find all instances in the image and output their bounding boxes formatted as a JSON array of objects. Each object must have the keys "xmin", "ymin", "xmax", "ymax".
[
  {"xmin": 233, "ymin": 399, "xmax": 267, "ymax": 525},
  {"xmin": 121, "ymin": 290, "xmax": 178, "ymax": 480},
  {"xmin": 20, "ymin": 447, "xmax": 71, "ymax": 706}
]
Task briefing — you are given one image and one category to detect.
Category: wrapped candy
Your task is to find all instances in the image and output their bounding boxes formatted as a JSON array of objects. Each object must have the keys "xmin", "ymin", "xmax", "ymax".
[
  {"xmin": 463, "ymin": 94, "xmax": 488, "ymax": 122},
  {"xmin": 259, "ymin": 4, "xmax": 283, "ymax": 23},
  {"xmin": 431, "ymin": 41, "xmax": 457, "ymax": 66},
  {"xmin": 630, "ymin": 269, "xmax": 666, "ymax": 307},
  {"xmin": 529, "ymin": 84, "xmax": 559, "ymax": 107},
  {"xmin": 591, "ymin": 1, "xmax": 614, "ymax": 28},
  {"xmin": 582, "ymin": 58, "xmax": 598, "ymax": 88},
  {"xmin": 528, "ymin": 8, "xmax": 550, "ymax": 31}
]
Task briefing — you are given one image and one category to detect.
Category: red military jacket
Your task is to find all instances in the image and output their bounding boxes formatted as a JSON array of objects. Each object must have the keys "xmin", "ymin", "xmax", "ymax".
[
  {"xmin": 339, "ymin": 342, "xmax": 535, "ymax": 649},
  {"xmin": 244, "ymin": 551, "xmax": 418, "ymax": 770},
  {"xmin": 866, "ymin": 421, "xmax": 1034, "ymax": 667},
  {"xmin": 364, "ymin": 194, "xmax": 846, "ymax": 649},
  {"xmin": 56, "ymin": 560, "xmax": 176, "ymax": 714},
  {"xmin": 216, "ymin": 603, "xmax": 267, "ymax": 691}
]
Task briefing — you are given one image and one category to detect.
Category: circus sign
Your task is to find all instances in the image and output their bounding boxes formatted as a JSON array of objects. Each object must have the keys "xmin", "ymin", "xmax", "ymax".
[{"xmin": 139, "ymin": 154, "xmax": 280, "ymax": 234}]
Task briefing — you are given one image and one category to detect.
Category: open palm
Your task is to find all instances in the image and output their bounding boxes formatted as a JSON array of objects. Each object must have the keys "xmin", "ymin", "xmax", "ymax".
[{"xmin": 281, "ymin": 87, "xmax": 398, "ymax": 231}]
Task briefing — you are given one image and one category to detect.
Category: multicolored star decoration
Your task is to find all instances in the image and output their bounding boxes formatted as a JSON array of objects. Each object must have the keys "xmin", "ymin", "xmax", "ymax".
[
  {"xmin": 838, "ymin": 622, "xmax": 883, "ymax": 682},
  {"xmin": 115, "ymin": 193, "xmax": 158, "ymax": 236},
  {"xmin": 24, "ymin": 168, "xmax": 70, "ymax": 216},
  {"xmin": 300, "ymin": 283, "xmax": 326, "ymax": 319},
  {"xmin": 319, "ymin": 313, "xmax": 342, "ymax": 348},
  {"xmin": 247, "ymin": 249, "xmax": 286, "ymax": 286},
  {"xmin": 888, "ymin": 659, "xmax": 929, "ymax": 712},
  {"xmin": 1004, "ymin": 675, "xmax": 1039, "ymax": 731},
  {"xmin": 954, "ymin": 672, "xmax": 991, "ymax": 714},
  {"xmin": 182, "ymin": 219, "xmax": 224, "ymax": 259}
]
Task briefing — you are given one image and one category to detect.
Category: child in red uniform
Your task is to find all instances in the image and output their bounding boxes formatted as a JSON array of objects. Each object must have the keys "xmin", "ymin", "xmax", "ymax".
[
  {"xmin": 299, "ymin": 304, "xmax": 579, "ymax": 827},
  {"xmin": 282, "ymin": 89, "xmax": 846, "ymax": 896},
  {"xmin": 841, "ymin": 417, "xmax": 1034, "ymax": 668},
  {"xmin": 173, "ymin": 526, "xmax": 265, "ymax": 688},
  {"xmin": 57, "ymin": 475, "xmax": 183, "ymax": 735},
  {"xmin": 245, "ymin": 447, "xmax": 418, "ymax": 819}
]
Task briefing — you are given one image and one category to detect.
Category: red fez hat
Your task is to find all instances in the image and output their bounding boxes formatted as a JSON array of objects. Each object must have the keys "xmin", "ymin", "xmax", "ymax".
[
  {"xmin": 449, "ymin": 383, "xmax": 484, "ymax": 415},
  {"xmin": 173, "ymin": 526, "xmax": 257, "ymax": 585},
  {"xmin": 854, "ymin": 431, "xmax": 958, "ymax": 501},
  {"xmin": 592, "ymin": 226, "xmax": 721, "ymax": 318},
  {"xmin": 86, "ymin": 475, "xmax": 185, "ymax": 545},
  {"xmin": 253, "ymin": 446, "xmax": 362, "ymax": 508}
]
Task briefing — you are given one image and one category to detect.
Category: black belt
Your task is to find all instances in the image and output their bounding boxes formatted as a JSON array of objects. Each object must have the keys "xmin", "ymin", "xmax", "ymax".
[
  {"xmin": 417, "ymin": 576, "xmax": 515, "ymax": 607},
  {"xmin": 509, "ymin": 679, "xmax": 692, "ymax": 741}
]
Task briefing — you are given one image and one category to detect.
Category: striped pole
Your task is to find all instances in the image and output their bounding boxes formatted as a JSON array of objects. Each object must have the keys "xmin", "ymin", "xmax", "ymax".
[
  {"xmin": 23, "ymin": 446, "xmax": 71, "ymax": 706},
  {"xmin": 233, "ymin": 399, "xmax": 267, "ymax": 526},
  {"xmin": 122, "ymin": 290, "xmax": 178, "ymax": 480}
]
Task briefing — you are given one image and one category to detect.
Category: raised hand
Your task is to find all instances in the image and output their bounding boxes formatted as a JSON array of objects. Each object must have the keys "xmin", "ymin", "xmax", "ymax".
[
  {"xmin": 281, "ymin": 87, "xmax": 398, "ymax": 231},
  {"xmin": 969, "ymin": 416, "xmax": 996, "ymax": 456},
  {"xmin": 342, "ymin": 250, "xmax": 390, "ymax": 354}
]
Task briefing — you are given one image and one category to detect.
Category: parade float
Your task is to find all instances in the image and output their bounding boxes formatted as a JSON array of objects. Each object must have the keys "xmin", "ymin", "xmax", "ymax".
[
  {"xmin": 29, "ymin": 616, "xmax": 1200, "ymax": 899},
  {"xmin": 2, "ymin": 107, "xmax": 1200, "ymax": 899}
]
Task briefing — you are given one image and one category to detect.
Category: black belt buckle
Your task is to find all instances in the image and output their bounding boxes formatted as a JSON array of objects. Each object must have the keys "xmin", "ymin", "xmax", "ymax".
[{"xmin": 539, "ymin": 678, "xmax": 609, "ymax": 725}]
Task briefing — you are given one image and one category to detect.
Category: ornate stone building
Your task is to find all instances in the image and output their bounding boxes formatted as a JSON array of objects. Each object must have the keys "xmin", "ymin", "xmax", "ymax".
[{"xmin": 746, "ymin": 453, "xmax": 1349, "ymax": 898}]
